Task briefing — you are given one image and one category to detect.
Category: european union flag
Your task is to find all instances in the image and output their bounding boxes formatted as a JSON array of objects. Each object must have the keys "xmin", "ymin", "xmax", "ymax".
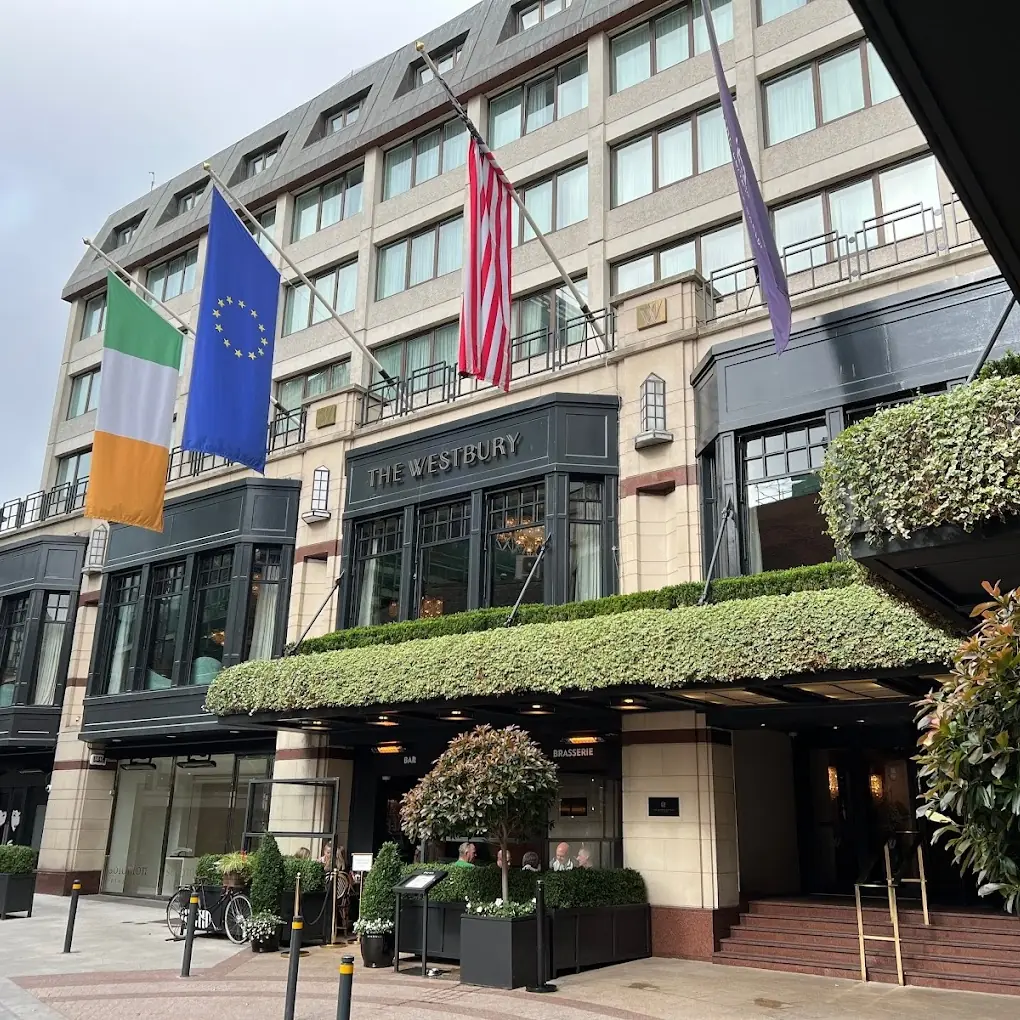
[{"xmin": 181, "ymin": 188, "xmax": 280, "ymax": 472}]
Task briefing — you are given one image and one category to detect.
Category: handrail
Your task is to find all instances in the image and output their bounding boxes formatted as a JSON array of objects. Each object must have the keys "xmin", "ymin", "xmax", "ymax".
[{"xmin": 854, "ymin": 840, "xmax": 905, "ymax": 986}]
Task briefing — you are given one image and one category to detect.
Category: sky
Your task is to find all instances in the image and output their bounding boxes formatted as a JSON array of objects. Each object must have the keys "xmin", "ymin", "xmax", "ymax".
[{"xmin": 0, "ymin": 0, "xmax": 476, "ymax": 505}]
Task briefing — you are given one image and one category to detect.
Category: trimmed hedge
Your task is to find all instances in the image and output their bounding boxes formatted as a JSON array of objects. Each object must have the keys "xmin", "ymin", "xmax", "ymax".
[
  {"xmin": 284, "ymin": 856, "xmax": 325, "ymax": 895},
  {"xmin": 206, "ymin": 584, "xmax": 955, "ymax": 717},
  {"xmin": 398, "ymin": 863, "xmax": 647, "ymax": 909},
  {"xmin": 296, "ymin": 561, "xmax": 858, "ymax": 654},
  {"xmin": 821, "ymin": 377, "xmax": 1020, "ymax": 548},
  {"xmin": 0, "ymin": 846, "xmax": 36, "ymax": 875}
]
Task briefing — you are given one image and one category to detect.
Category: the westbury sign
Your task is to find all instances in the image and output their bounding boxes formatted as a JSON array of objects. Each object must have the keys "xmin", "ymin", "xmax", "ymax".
[{"xmin": 366, "ymin": 432, "xmax": 523, "ymax": 490}]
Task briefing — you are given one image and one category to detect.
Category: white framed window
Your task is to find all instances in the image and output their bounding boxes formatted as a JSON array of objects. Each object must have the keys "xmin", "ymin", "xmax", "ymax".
[
  {"xmin": 383, "ymin": 120, "xmax": 469, "ymax": 200},
  {"xmin": 376, "ymin": 217, "xmax": 463, "ymax": 299},
  {"xmin": 310, "ymin": 467, "xmax": 330, "ymax": 513},
  {"xmin": 292, "ymin": 167, "xmax": 364, "ymax": 241},
  {"xmin": 282, "ymin": 262, "xmax": 358, "ymax": 335}
]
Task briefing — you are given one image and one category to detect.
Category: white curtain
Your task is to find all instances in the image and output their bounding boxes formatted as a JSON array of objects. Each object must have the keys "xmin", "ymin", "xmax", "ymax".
[
  {"xmin": 829, "ymin": 178, "xmax": 877, "ymax": 253},
  {"xmin": 107, "ymin": 607, "xmax": 135, "ymax": 694},
  {"xmin": 614, "ymin": 136, "xmax": 652, "ymax": 206},
  {"xmin": 247, "ymin": 584, "xmax": 278, "ymax": 660},
  {"xmin": 409, "ymin": 231, "xmax": 435, "ymax": 287},
  {"xmin": 32, "ymin": 620, "xmax": 63, "ymax": 705},
  {"xmin": 384, "ymin": 142, "xmax": 413, "ymax": 200},
  {"xmin": 658, "ymin": 121, "xmax": 692, "ymax": 187},
  {"xmin": 523, "ymin": 180, "xmax": 553, "ymax": 241},
  {"xmin": 357, "ymin": 556, "xmax": 380, "ymax": 628},
  {"xmin": 437, "ymin": 218, "xmax": 462, "ymax": 276},
  {"xmin": 442, "ymin": 121, "xmax": 468, "ymax": 173},
  {"xmin": 415, "ymin": 130, "xmax": 441, "ymax": 183},
  {"xmin": 697, "ymin": 106, "xmax": 729, "ymax": 173},
  {"xmin": 654, "ymin": 9, "xmax": 689, "ymax": 71},
  {"xmin": 555, "ymin": 166, "xmax": 587, "ymax": 231},
  {"xmin": 556, "ymin": 56, "xmax": 587, "ymax": 116},
  {"xmin": 766, "ymin": 68, "xmax": 815, "ymax": 144},
  {"xmin": 659, "ymin": 241, "xmax": 696, "ymax": 280},
  {"xmin": 701, "ymin": 222, "xmax": 747, "ymax": 294},
  {"xmin": 819, "ymin": 49, "xmax": 864, "ymax": 124},
  {"xmin": 693, "ymin": 0, "xmax": 732, "ymax": 53},
  {"xmin": 879, "ymin": 156, "xmax": 940, "ymax": 241},
  {"xmin": 867, "ymin": 43, "xmax": 899, "ymax": 103},
  {"xmin": 489, "ymin": 90, "xmax": 523, "ymax": 147},
  {"xmin": 525, "ymin": 78, "xmax": 554, "ymax": 133},
  {"xmin": 773, "ymin": 196, "xmax": 826, "ymax": 273},
  {"xmin": 378, "ymin": 240, "xmax": 407, "ymax": 298},
  {"xmin": 570, "ymin": 524, "xmax": 602, "ymax": 601},
  {"xmin": 516, "ymin": 295, "xmax": 550, "ymax": 360}
]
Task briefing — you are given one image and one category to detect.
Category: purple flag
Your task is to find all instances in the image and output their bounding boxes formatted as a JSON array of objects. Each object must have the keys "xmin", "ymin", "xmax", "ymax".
[{"xmin": 702, "ymin": 2, "xmax": 791, "ymax": 354}]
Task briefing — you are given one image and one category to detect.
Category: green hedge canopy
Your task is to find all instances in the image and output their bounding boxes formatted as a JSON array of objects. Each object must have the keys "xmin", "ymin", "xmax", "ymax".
[{"xmin": 205, "ymin": 583, "xmax": 955, "ymax": 718}]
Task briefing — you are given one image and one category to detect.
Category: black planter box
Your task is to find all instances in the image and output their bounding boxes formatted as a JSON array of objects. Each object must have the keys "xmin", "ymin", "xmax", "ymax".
[
  {"xmin": 360, "ymin": 933, "xmax": 394, "ymax": 968},
  {"xmin": 460, "ymin": 915, "xmax": 538, "ymax": 989},
  {"xmin": 550, "ymin": 904, "xmax": 650, "ymax": 974},
  {"xmin": 281, "ymin": 890, "xmax": 330, "ymax": 944},
  {"xmin": 398, "ymin": 900, "xmax": 464, "ymax": 961},
  {"xmin": 0, "ymin": 873, "xmax": 36, "ymax": 920}
]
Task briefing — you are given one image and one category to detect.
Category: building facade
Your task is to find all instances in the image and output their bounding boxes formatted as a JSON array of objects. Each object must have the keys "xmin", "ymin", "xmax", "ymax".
[{"xmin": 0, "ymin": 0, "xmax": 1011, "ymax": 965}]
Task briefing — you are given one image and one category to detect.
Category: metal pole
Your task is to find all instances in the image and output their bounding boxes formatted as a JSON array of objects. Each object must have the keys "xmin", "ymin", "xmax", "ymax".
[
  {"xmin": 420, "ymin": 891, "xmax": 429, "ymax": 978},
  {"xmin": 285, "ymin": 572, "xmax": 344, "ymax": 656},
  {"xmin": 201, "ymin": 164, "xmax": 395, "ymax": 383},
  {"xmin": 180, "ymin": 891, "xmax": 199, "ymax": 977},
  {"xmin": 336, "ymin": 954, "xmax": 355, "ymax": 1020},
  {"xmin": 283, "ymin": 915, "xmax": 303, "ymax": 1020},
  {"xmin": 414, "ymin": 42, "xmax": 610, "ymax": 358},
  {"xmin": 698, "ymin": 499, "xmax": 734, "ymax": 606},
  {"xmin": 393, "ymin": 890, "xmax": 402, "ymax": 974},
  {"xmin": 82, "ymin": 239, "xmax": 191, "ymax": 333},
  {"xmin": 504, "ymin": 539, "xmax": 548, "ymax": 627},
  {"xmin": 527, "ymin": 879, "xmax": 557, "ymax": 993},
  {"xmin": 967, "ymin": 294, "xmax": 1016, "ymax": 382},
  {"xmin": 62, "ymin": 880, "xmax": 82, "ymax": 954}
]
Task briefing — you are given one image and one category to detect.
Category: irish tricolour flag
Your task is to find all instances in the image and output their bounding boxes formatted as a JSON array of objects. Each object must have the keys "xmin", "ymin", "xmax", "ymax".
[{"xmin": 84, "ymin": 272, "xmax": 183, "ymax": 532}]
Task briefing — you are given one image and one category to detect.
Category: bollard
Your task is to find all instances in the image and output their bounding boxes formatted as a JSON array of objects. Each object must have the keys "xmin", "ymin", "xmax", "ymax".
[
  {"xmin": 180, "ymin": 892, "xmax": 199, "ymax": 978},
  {"xmin": 336, "ymin": 954, "xmax": 354, "ymax": 1020},
  {"xmin": 62, "ymin": 880, "xmax": 82, "ymax": 954},
  {"xmin": 526, "ymin": 879, "xmax": 556, "ymax": 993},
  {"xmin": 283, "ymin": 915, "xmax": 303, "ymax": 1020}
]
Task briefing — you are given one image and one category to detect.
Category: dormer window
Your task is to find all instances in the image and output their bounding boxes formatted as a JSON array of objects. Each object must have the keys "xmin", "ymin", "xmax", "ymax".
[
  {"xmin": 418, "ymin": 44, "xmax": 462, "ymax": 85},
  {"xmin": 114, "ymin": 220, "xmax": 140, "ymax": 247},
  {"xmin": 519, "ymin": 0, "xmax": 571, "ymax": 32},
  {"xmin": 327, "ymin": 103, "xmax": 361, "ymax": 135},
  {"xmin": 246, "ymin": 145, "xmax": 279, "ymax": 179},
  {"xmin": 176, "ymin": 183, "xmax": 206, "ymax": 215}
]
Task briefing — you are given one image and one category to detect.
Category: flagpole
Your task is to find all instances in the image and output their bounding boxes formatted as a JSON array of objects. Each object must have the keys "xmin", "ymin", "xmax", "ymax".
[
  {"xmin": 200, "ymin": 163, "xmax": 398, "ymax": 385},
  {"xmin": 82, "ymin": 238, "xmax": 190, "ymax": 333},
  {"xmin": 415, "ymin": 42, "xmax": 611, "ymax": 358}
]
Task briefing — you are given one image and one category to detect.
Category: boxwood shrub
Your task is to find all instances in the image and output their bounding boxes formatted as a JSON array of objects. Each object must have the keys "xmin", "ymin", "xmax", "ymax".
[
  {"xmin": 0, "ymin": 846, "xmax": 37, "ymax": 875},
  {"xmin": 283, "ymin": 856, "xmax": 325, "ymax": 894}
]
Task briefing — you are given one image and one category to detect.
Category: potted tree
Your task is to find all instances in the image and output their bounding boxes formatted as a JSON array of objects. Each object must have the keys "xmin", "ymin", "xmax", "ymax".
[
  {"xmin": 250, "ymin": 835, "xmax": 285, "ymax": 916},
  {"xmin": 0, "ymin": 845, "xmax": 37, "ymax": 920},
  {"xmin": 355, "ymin": 841, "xmax": 402, "ymax": 967},
  {"xmin": 216, "ymin": 851, "xmax": 253, "ymax": 889},
  {"xmin": 401, "ymin": 725, "xmax": 558, "ymax": 989}
]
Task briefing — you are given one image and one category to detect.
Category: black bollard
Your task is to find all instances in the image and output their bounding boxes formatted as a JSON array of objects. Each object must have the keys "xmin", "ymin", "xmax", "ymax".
[
  {"xmin": 335, "ymin": 954, "xmax": 354, "ymax": 1020},
  {"xmin": 180, "ymin": 892, "xmax": 199, "ymax": 977},
  {"xmin": 283, "ymin": 915, "xmax": 303, "ymax": 1020},
  {"xmin": 62, "ymin": 880, "xmax": 82, "ymax": 954},
  {"xmin": 527, "ymin": 879, "xmax": 556, "ymax": 993}
]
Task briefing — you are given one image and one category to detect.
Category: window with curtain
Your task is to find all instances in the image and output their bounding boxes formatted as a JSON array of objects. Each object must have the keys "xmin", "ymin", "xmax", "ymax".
[
  {"xmin": 103, "ymin": 572, "xmax": 141, "ymax": 694},
  {"xmin": 189, "ymin": 551, "xmax": 233, "ymax": 686},
  {"xmin": 417, "ymin": 501, "xmax": 471, "ymax": 618},
  {"xmin": 569, "ymin": 480, "xmax": 603, "ymax": 602},
  {"xmin": 765, "ymin": 67, "xmax": 816, "ymax": 144},
  {"xmin": 866, "ymin": 42, "xmax": 899, "ymax": 104},
  {"xmin": 283, "ymin": 262, "xmax": 357, "ymax": 334},
  {"xmin": 144, "ymin": 562, "xmax": 185, "ymax": 690},
  {"xmin": 33, "ymin": 593, "xmax": 71, "ymax": 706},
  {"xmin": 376, "ymin": 217, "xmax": 463, "ymax": 298},
  {"xmin": 487, "ymin": 55, "xmax": 588, "ymax": 147},
  {"xmin": 246, "ymin": 207, "xmax": 276, "ymax": 256},
  {"xmin": 145, "ymin": 248, "xmax": 198, "ymax": 304},
  {"xmin": 353, "ymin": 516, "xmax": 403, "ymax": 627},
  {"xmin": 487, "ymin": 484, "xmax": 546, "ymax": 608},
  {"xmin": 510, "ymin": 279, "xmax": 586, "ymax": 361},
  {"xmin": 383, "ymin": 120, "xmax": 468, "ymax": 200},
  {"xmin": 244, "ymin": 547, "xmax": 282, "ymax": 661},
  {"xmin": 513, "ymin": 163, "xmax": 587, "ymax": 244},
  {"xmin": 245, "ymin": 144, "xmax": 278, "ymax": 179},
  {"xmin": 0, "ymin": 595, "xmax": 29, "ymax": 708},
  {"xmin": 773, "ymin": 195, "xmax": 826, "ymax": 272},
  {"xmin": 292, "ymin": 167, "xmax": 364, "ymax": 241},
  {"xmin": 81, "ymin": 294, "xmax": 107, "ymax": 339},
  {"xmin": 759, "ymin": 0, "xmax": 807, "ymax": 23},
  {"xmin": 276, "ymin": 361, "xmax": 350, "ymax": 411},
  {"xmin": 878, "ymin": 156, "xmax": 941, "ymax": 240},
  {"xmin": 373, "ymin": 321, "xmax": 459, "ymax": 393},
  {"xmin": 692, "ymin": 0, "xmax": 732, "ymax": 53}
]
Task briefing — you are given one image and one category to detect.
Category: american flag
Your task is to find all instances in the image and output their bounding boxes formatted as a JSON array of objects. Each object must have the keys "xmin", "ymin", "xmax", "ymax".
[{"xmin": 458, "ymin": 137, "xmax": 513, "ymax": 392}]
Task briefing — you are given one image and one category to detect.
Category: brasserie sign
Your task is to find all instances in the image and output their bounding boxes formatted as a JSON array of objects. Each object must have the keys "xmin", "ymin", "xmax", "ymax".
[{"xmin": 366, "ymin": 431, "xmax": 523, "ymax": 489}]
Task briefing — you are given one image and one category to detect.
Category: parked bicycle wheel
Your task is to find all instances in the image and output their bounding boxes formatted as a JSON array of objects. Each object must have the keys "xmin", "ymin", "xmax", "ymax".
[
  {"xmin": 166, "ymin": 890, "xmax": 189, "ymax": 939},
  {"xmin": 223, "ymin": 892, "xmax": 253, "ymax": 945}
]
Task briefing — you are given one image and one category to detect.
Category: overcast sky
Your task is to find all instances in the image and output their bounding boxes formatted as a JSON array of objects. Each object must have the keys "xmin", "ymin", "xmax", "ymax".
[{"xmin": 0, "ymin": 0, "xmax": 476, "ymax": 505}]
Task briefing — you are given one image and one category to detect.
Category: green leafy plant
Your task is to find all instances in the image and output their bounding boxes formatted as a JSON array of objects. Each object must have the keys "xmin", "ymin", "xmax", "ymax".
[
  {"xmin": 358, "ymin": 842, "xmax": 403, "ymax": 925},
  {"xmin": 206, "ymin": 585, "xmax": 955, "ymax": 718},
  {"xmin": 401, "ymin": 725, "xmax": 558, "ymax": 902},
  {"xmin": 283, "ymin": 856, "xmax": 325, "ymax": 895},
  {"xmin": 0, "ymin": 846, "xmax": 37, "ymax": 875},
  {"xmin": 466, "ymin": 897, "xmax": 536, "ymax": 919},
  {"xmin": 217, "ymin": 851, "xmax": 254, "ymax": 883},
  {"xmin": 248, "ymin": 911, "xmax": 283, "ymax": 942},
  {"xmin": 195, "ymin": 854, "xmax": 222, "ymax": 885},
  {"xmin": 917, "ymin": 582, "xmax": 1020, "ymax": 912},
  {"xmin": 249, "ymin": 834, "xmax": 285, "ymax": 915},
  {"xmin": 978, "ymin": 349, "xmax": 1020, "ymax": 380}
]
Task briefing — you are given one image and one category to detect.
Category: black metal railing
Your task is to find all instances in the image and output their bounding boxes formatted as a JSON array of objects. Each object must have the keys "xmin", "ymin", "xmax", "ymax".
[
  {"xmin": 358, "ymin": 308, "xmax": 614, "ymax": 426},
  {"xmin": 0, "ymin": 479, "xmax": 88, "ymax": 535}
]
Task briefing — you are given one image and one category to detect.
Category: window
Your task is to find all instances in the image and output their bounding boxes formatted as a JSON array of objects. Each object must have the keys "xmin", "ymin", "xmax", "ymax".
[
  {"xmin": 276, "ymin": 361, "xmax": 350, "ymax": 411},
  {"xmin": 569, "ymin": 480, "xmax": 603, "ymax": 602},
  {"xmin": 418, "ymin": 44, "xmax": 462, "ymax": 85},
  {"xmin": 292, "ymin": 167, "xmax": 364, "ymax": 241},
  {"xmin": 33, "ymin": 592, "xmax": 71, "ymax": 705},
  {"xmin": 310, "ymin": 467, "xmax": 330, "ymax": 513},
  {"xmin": 81, "ymin": 294, "xmax": 106, "ymax": 339},
  {"xmin": 114, "ymin": 220, "xmax": 140, "ymax": 247},
  {"xmin": 282, "ymin": 261, "xmax": 358, "ymax": 334},
  {"xmin": 611, "ymin": 221, "xmax": 746, "ymax": 295},
  {"xmin": 246, "ymin": 145, "xmax": 279, "ymax": 179},
  {"xmin": 372, "ymin": 321, "xmax": 459, "ymax": 395},
  {"xmin": 0, "ymin": 595, "xmax": 29, "ymax": 708},
  {"xmin": 352, "ymin": 516, "xmax": 403, "ymax": 626},
  {"xmin": 511, "ymin": 279, "xmax": 587, "ymax": 362},
  {"xmin": 190, "ymin": 551, "xmax": 233, "ymax": 685},
  {"xmin": 640, "ymin": 374, "xmax": 667, "ymax": 433},
  {"xmin": 611, "ymin": 104, "xmax": 727, "ymax": 207},
  {"xmin": 383, "ymin": 120, "xmax": 468, "ymax": 200},
  {"xmin": 488, "ymin": 485, "xmax": 546, "ymax": 608},
  {"xmin": 417, "ymin": 501, "xmax": 471, "ymax": 618},
  {"xmin": 247, "ymin": 208, "xmax": 276, "ymax": 256},
  {"xmin": 244, "ymin": 547, "xmax": 282, "ymax": 660},
  {"xmin": 55, "ymin": 449, "xmax": 91, "ymax": 489},
  {"xmin": 143, "ymin": 562, "xmax": 186, "ymax": 690},
  {"xmin": 742, "ymin": 423, "xmax": 835, "ymax": 572},
  {"xmin": 102, "ymin": 572, "xmax": 141, "ymax": 694},
  {"xmin": 67, "ymin": 369, "xmax": 101, "ymax": 419},
  {"xmin": 759, "ymin": 0, "xmax": 807, "ymax": 23},
  {"xmin": 488, "ymin": 56, "xmax": 588, "ymax": 148},
  {"xmin": 146, "ymin": 248, "xmax": 198, "ymax": 303},
  {"xmin": 327, "ymin": 102, "xmax": 361, "ymax": 134},
  {"xmin": 176, "ymin": 184, "xmax": 205, "ymax": 215},
  {"xmin": 612, "ymin": 1, "xmax": 732, "ymax": 93},
  {"xmin": 518, "ymin": 0, "xmax": 571, "ymax": 31},
  {"xmin": 764, "ymin": 41, "xmax": 900, "ymax": 145},
  {"xmin": 376, "ymin": 216, "xmax": 463, "ymax": 298},
  {"xmin": 512, "ymin": 163, "xmax": 588, "ymax": 245}
]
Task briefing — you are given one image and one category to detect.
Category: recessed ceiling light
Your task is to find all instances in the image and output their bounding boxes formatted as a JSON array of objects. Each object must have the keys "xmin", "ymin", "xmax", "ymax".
[
  {"xmin": 520, "ymin": 704, "xmax": 554, "ymax": 716},
  {"xmin": 612, "ymin": 697, "xmax": 647, "ymax": 711},
  {"xmin": 438, "ymin": 709, "xmax": 471, "ymax": 722},
  {"xmin": 567, "ymin": 735, "xmax": 602, "ymax": 746},
  {"xmin": 368, "ymin": 715, "xmax": 399, "ymax": 727}
]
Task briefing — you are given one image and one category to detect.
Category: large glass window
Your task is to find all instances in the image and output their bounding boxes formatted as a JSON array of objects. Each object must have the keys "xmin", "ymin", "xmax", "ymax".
[
  {"xmin": 246, "ymin": 208, "xmax": 277, "ymax": 257},
  {"xmin": 383, "ymin": 120, "xmax": 468, "ymax": 200},
  {"xmin": 743, "ymin": 422, "xmax": 836, "ymax": 573},
  {"xmin": 759, "ymin": 0, "xmax": 807, "ymax": 22},
  {"xmin": 377, "ymin": 217, "xmax": 463, "ymax": 299},
  {"xmin": 353, "ymin": 516, "xmax": 403, "ymax": 627},
  {"xmin": 81, "ymin": 294, "xmax": 107, "ymax": 339},
  {"xmin": 146, "ymin": 248, "xmax": 198, "ymax": 304},
  {"xmin": 0, "ymin": 595, "xmax": 29, "ymax": 708},
  {"xmin": 488, "ymin": 56, "xmax": 588, "ymax": 148},
  {"xmin": 67, "ymin": 368, "xmax": 101, "ymax": 418},
  {"xmin": 512, "ymin": 163, "xmax": 588, "ymax": 245},
  {"xmin": 103, "ymin": 572, "xmax": 141, "ymax": 694},
  {"xmin": 372, "ymin": 321, "xmax": 459, "ymax": 397},
  {"xmin": 487, "ymin": 484, "xmax": 546, "ymax": 608},
  {"xmin": 33, "ymin": 593, "xmax": 71, "ymax": 705},
  {"xmin": 282, "ymin": 261, "xmax": 357, "ymax": 334},
  {"xmin": 417, "ymin": 501, "xmax": 471, "ymax": 619},
  {"xmin": 569, "ymin": 480, "xmax": 602, "ymax": 602},
  {"xmin": 244, "ymin": 547, "xmax": 282, "ymax": 660},
  {"xmin": 291, "ymin": 167, "xmax": 364, "ymax": 241},
  {"xmin": 190, "ymin": 551, "xmax": 233, "ymax": 686},
  {"xmin": 276, "ymin": 361, "xmax": 350, "ymax": 411},
  {"xmin": 511, "ymin": 279, "xmax": 587, "ymax": 362},
  {"xmin": 55, "ymin": 448, "xmax": 91, "ymax": 489},
  {"xmin": 143, "ymin": 563, "xmax": 186, "ymax": 690}
]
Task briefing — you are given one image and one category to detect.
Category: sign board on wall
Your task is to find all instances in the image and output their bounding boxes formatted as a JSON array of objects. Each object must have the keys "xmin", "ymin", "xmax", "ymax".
[{"xmin": 648, "ymin": 796, "xmax": 681, "ymax": 818}]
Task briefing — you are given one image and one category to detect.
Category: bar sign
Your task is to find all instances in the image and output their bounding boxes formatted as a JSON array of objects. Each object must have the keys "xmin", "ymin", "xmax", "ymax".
[{"xmin": 648, "ymin": 796, "xmax": 680, "ymax": 818}]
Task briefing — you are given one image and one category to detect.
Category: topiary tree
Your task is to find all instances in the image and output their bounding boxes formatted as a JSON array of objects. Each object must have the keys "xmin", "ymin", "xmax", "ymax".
[
  {"xmin": 358, "ymin": 841, "xmax": 403, "ymax": 923},
  {"xmin": 917, "ymin": 582, "xmax": 1020, "ymax": 912},
  {"xmin": 400, "ymin": 724, "xmax": 558, "ymax": 902},
  {"xmin": 250, "ymin": 833, "xmax": 285, "ymax": 915}
]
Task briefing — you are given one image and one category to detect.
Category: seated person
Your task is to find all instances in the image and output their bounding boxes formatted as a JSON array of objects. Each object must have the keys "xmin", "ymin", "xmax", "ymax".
[
  {"xmin": 522, "ymin": 851, "xmax": 540, "ymax": 872},
  {"xmin": 451, "ymin": 842, "xmax": 477, "ymax": 867},
  {"xmin": 550, "ymin": 842, "xmax": 574, "ymax": 871}
]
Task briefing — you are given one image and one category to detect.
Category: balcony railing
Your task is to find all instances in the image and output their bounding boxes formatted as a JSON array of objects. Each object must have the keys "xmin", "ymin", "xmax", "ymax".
[
  {"xmin": 1, "ymin": 409, "xmax": 307, "ymax": 537},
  {"xmin": 358, "ymin": 308, "xmax": 615, "ymax": 426}
]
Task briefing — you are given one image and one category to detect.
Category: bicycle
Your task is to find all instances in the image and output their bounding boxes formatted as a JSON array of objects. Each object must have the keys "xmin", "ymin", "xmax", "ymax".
[{"xmin": 166, "ymin": 883, "xmax": 253, "ymax": 945}]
